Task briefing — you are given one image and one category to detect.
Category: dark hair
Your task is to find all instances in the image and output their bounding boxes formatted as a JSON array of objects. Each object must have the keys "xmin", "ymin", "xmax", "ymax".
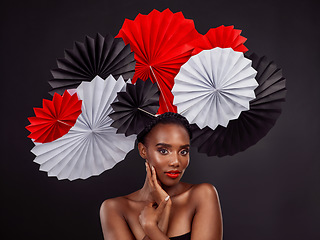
[{"xmin": 137, "ymin": 112, "xmax": 192, "ymax": 144}]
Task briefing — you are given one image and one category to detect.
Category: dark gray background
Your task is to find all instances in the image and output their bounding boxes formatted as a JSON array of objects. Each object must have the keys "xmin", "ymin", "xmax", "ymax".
[{"xmin": 1, "ymin": 0, "xmax": 319, "ymax": 239}]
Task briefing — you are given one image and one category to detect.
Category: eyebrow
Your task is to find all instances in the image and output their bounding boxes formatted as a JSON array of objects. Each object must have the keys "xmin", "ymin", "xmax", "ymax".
[{"xmin": 155, "ymin": 143, "xmax": 190, "ymax": 148}]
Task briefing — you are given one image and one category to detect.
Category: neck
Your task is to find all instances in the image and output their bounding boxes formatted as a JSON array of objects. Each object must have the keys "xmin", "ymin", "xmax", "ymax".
[{"xmin": 138, "ymin": 176, "xmax": 183, "ymax": 202}]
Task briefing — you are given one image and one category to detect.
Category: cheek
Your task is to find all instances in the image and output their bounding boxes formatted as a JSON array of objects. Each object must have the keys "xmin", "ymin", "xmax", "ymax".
[
  {"xmin": 148, "ymin": 154, "xmax": 166, "ymax": 169},
  {"xmin": 182, "ymin": 157, "xmax": 190, "ymax": 169},
  {"xmin": 145, "ymin": 149, "xmax": 162, "ymax": 166}
]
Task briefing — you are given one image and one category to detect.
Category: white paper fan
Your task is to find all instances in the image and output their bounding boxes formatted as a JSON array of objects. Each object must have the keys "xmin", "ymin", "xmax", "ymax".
[
  {"xmin": 173, "ymin": 47, "xmax": 258, "ymax": 130},
  {"xmin": 31, "ymin": 75, "xmax": 136, "ymax": 180}
]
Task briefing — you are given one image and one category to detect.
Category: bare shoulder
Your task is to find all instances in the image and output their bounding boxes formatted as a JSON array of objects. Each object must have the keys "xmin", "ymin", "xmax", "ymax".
[
  {"xmin": 188, "ymin": 184, "xmax": 223, "ymax": 239},
  {"xmin": 100, "ymin": 196, "xmax": 128, "ymax": 217},
  {"xmin": 99, "ymin": 196, "xmax": 136, "ymax": 240},
  {"xmin": 191, "ymin": 182, "xmax": 218, "ymax": 194},
  {"xmin": 189, "ymin": 183, "xmax": 219, "ymax": 204}
]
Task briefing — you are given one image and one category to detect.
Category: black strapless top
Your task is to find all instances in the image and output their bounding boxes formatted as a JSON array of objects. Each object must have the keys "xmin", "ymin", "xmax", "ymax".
[{"xmin": 169, "ymin": 232, "xmax": 191, "ymax": 240}]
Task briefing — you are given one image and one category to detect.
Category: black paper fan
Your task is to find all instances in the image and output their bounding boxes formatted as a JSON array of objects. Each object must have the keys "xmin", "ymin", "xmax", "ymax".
[
  {"xmin": 49, "ymin": 33, "xmax": 136, "ymax": 95},
  {"xmin": 191, "ymin": 53, "xmax": 287, "ymax": 157},
  {"xmin": 109, "ymin": 78, "xmax": 160, "ymax": 136}
]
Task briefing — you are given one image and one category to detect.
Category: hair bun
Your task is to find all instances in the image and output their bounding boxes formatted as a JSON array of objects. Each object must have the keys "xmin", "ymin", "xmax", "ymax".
[{"xmin": 137, "ymin": 112, "xmax": 192, "ymax": 143}]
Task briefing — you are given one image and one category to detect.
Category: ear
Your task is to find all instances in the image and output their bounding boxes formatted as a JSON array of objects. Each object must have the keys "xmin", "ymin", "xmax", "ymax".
[{"xmin": 138, "ymin": 142, "xmax": 147, "ymax": 160}]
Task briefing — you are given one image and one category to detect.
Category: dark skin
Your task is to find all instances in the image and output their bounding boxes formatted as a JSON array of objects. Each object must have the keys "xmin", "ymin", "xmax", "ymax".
[{"xmin": 100, "ymin": 123, "xmax": 223, "ymax": 240}]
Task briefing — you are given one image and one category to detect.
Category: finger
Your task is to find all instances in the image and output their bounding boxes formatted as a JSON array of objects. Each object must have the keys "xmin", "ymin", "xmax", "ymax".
[
  {"xmin": 141, "ymin": 202, "xmax": 153, "ymax": 212},
  {"xmin": 146, "ymin": 162, "xmax": 152, "ymax": 184},
  {"xmin": 146, "ymin": 162, "xmax": 154, "ymax": 188},
  {"xmin": 151, "ymin": 166, "xmax": 161, "ymax": 188},
  {"xmin": 156, "ymin": 196, "xmax": 170, "ymax": 215},
  {"xmin": 151, "ymin": 166, "xmax": 158, "ymax": 184}
]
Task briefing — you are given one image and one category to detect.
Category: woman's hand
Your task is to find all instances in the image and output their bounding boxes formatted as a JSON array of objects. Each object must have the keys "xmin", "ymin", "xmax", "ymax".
[
  {"xmin": 145, "ymin": 162, "xmax": 172, "ymax": 234},
  {"xmin": 139, "ymin": 198, "xmax": 169, "ymax": 231},
  {"xmin": 145, "ymin": 162, "xmax": 170, "ymax": 205}
]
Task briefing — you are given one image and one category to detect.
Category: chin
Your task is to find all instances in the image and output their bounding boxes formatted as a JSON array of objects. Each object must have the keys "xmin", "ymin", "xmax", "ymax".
[{"xmin": 159, "ymin": 175, "xmax": 182, "ymax": 187}]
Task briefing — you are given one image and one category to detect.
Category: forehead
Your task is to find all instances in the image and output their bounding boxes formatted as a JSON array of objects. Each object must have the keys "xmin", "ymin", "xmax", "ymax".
[{"xmin": 145, "ymin": 123, "xmax": 190, "ymax": 145}]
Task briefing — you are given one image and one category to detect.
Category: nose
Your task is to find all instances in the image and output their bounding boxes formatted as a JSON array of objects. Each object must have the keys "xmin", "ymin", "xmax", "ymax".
[{"xmin": 169, "ymin": 153, "xmax": 180, "ymax": 167}]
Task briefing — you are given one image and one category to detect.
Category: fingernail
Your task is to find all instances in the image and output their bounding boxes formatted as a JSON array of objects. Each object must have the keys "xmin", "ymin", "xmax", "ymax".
[
  {"xmin": 152, "ymin": 166, "xmax": 155, "ymax": 170},
  {"xmin": 165, "ymin": 195, "xmax": 170, "ymax": 201}
]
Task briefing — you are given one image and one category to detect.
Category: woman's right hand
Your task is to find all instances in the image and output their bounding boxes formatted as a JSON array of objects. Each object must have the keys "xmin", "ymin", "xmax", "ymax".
[
  {"xmin": 145, "ymin": 162, "xmax": 170, "ymax": 206},
  {"xmin": 145, "ymin": 162, "xmax": 172, "ymax": 235}
]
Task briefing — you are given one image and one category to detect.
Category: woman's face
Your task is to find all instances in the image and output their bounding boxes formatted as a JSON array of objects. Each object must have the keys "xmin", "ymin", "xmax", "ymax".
[{"xmin": 138, "ymin": 123, "xmax": 190, "ymax": 187}]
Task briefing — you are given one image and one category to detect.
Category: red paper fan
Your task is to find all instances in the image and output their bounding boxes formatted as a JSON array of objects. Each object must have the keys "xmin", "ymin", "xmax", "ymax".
[
  {"xmin": 116, "ymin": 9, "xmax": 202, "ymax": 114},
  {"xmin": 26, "ymin": 91, "xmax": 82, "ymax": 143},
  {"xmin": 191, "ymin": 25, "xmax": 248, "ymax": 55}
]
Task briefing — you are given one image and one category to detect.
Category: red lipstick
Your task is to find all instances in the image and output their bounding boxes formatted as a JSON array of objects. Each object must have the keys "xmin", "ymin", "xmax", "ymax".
[{"xmin": 165, "ymin": 170, "xmax": 181, "ymax": 179}]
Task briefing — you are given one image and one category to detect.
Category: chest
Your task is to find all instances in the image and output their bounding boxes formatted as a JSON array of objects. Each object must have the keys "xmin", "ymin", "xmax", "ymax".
[{"xmin": 125, "ymin": 198, "xmax": 194, "ymax": 239}]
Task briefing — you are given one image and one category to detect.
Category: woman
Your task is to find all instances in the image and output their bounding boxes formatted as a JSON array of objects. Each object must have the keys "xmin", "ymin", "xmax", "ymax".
[{"xmin": 100, "ymin": 112, "xmax": 223, "ymax": 240}]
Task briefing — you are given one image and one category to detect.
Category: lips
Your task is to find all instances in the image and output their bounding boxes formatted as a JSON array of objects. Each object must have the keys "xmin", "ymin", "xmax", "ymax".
[{"xmin": 165, "ymin": 170, "xmax": 181, "ymax": 179}]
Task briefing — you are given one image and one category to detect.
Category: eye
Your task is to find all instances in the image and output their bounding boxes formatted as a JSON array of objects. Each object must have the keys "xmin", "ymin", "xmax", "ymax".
[
  {"xmin": 180, "ymin": 149, "xmax": 189, "ymax": 156},
  {"xmin": 158, "ymin": 148, "xmax": 169, "ymax": 155}
]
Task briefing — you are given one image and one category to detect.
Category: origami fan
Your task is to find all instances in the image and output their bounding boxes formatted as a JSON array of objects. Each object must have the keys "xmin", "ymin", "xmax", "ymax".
[
  {"xmin": 173, "ymin": 47, "xmax": 258, "ymax": 130},
  {"xmin": 191, "ymin": 53, "xmax": 287, "ymax": 156},
  {"xmin": 49, "ymin": 33, "xmax": 136, "ymax": 95},
  {"xmin": 116, "ymin": 9, "xmax": 202, "ymax": 114},
  {"xmin": 109, "ymin": 78, "xmax": 160, "ymax": 136},
  {"xmin": 191, "ymin": 25, "xmax": 248, "ymax": 55},
  {"xmin": 31, "ymin": 75, "xmax": 136, "ymax": 180},
  {"xmin": 26, "ymin": 91, "xmax": 82, "ymax": 143}
]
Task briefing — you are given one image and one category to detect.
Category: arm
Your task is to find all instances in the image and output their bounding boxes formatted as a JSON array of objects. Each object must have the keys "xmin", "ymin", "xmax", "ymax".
[
  {"xmin": 143, "ymin": 223, "xmax": 171, "ymax": 240},
  {"xmin": 158, "ymin": 198, "xmax": 172, "ymax": 234},
  {"xmin": 141, "ymin": 200, "xmax": 172, "ymax": 240},
  {"xmin": 140, "ymin": 200, "xmax": 171, "ymax": 240},
  {"xmin": 146, "ymin": 163, "xmax": 172, "ymax": 234},
  {"xmin": 100, "ymin": 198, "xmax": 135, "ymax": 240},
  {"xmin": 190, "ymin": 183, "xmax": 223, "ymax": 240}
]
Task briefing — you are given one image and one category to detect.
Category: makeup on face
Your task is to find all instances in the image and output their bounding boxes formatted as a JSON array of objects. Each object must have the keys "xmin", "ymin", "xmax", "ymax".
[
  {"xmin": 165, "ymin": 170, "xmax": 181, "ymax": 179},
  {"xmin": 144, "ymin": 124, "xmax": 190, "ymax": 186}
]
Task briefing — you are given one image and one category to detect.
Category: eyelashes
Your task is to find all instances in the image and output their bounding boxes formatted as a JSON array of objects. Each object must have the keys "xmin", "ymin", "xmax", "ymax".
[
  {"xmin": 180, "ymin": 149, "xmax": 189, "ymax": 156},
  {"xmin": 157, "ymin": 148, "xmax": 189, "ymax": 156},
  {"xmin": 158, "ymin": 148, "xmax": 169, "ymax": 154}
]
